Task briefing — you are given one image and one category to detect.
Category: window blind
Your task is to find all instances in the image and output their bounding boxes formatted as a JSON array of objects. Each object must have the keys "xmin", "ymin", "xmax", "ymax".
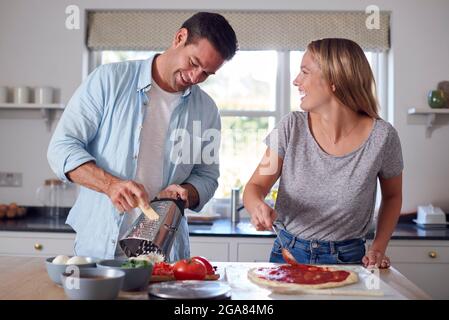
[{"xmin": 87, "ymin": 10, "xmax": 390, "ymax": 52}]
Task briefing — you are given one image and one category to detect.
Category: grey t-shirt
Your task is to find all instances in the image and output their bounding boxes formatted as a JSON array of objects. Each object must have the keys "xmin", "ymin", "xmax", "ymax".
[{"xmin": 265, "ymin": 112, "xmax": 403, "ymax": 241}]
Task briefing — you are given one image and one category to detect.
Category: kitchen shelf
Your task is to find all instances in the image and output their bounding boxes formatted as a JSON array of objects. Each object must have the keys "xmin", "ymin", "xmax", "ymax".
[
  {"xmin": 408, "ymin": 107, "xmax": 449, "ymax": 138},
  {"xmin": 0, "ymin": 103, "xmax": 64, "ymax": 131}
]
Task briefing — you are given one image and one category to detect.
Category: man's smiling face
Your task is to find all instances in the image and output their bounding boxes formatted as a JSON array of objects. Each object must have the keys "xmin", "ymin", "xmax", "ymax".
[{"xmin": 164, "ymin": 28, "xmax": 225, "ymax": 92}]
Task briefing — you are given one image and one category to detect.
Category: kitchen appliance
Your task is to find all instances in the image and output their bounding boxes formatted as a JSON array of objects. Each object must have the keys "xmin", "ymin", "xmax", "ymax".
[
  {"xmin": 413, "ymin": 204, "xmax": 448, "ymax": 229},
  {"xmin": 119, "ymin": 198, "xmax": 185, "ymax": 259}
]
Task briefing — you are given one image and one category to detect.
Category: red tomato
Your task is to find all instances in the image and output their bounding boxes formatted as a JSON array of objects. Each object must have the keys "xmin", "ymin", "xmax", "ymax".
[
  {"xmin": 173, "ymin": 259, "xmax": 207, "ymax": 280},
  {"xmin": 191, "ymin": 256, "xmax": 215, "ymax": 275}
]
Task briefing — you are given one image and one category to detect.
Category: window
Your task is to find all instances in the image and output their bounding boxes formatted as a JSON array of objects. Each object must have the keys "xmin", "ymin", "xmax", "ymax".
[
  {"xmin": 96, "ymin": 49, "xmax": 386, "ymax": 199},
  {"xmin": 199, "ymin": 51, "xmax": 278, "ymax": 197},
  {"xmin": 200, "ymin": 51, "xmax": 277, "ymax": 111}
]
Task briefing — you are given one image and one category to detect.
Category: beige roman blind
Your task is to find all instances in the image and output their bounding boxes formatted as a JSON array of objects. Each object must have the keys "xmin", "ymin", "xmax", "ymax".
[{"xmin": 87, "ymin": 10, "xmax": 390, "ymax": 52}]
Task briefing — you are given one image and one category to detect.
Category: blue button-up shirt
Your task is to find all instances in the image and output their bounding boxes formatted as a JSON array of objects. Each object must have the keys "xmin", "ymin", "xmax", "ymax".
[{"xmin": 47, "ymin": 56, "xmax": 221, "ymax": 261}]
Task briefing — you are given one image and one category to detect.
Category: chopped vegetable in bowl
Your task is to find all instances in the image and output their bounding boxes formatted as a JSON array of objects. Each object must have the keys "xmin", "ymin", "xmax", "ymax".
[{"xmin": 121, "ymin": 259, "xmax": 151, "ymax": 269}]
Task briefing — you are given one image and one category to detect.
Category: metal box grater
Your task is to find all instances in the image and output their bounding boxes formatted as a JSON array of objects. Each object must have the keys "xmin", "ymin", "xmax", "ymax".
[{"xmin": 119, "ymin": 198, "xmax": 185, "ymax": 259}]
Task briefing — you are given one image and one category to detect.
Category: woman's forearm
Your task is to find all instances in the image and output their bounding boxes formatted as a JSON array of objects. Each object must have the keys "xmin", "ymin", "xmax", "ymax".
[
  {"xmin": 243, "ymin": 183, "xmax": 269, "ymax": 215},
  {"xmin": 371, "ymin": 195, "xmax": 402, "ymax": 253}
]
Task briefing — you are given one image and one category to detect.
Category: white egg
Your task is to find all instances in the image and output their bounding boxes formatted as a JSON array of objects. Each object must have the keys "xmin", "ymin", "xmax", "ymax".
[
  {"xmin": 66, "ymin": 256, "xmax": 89, "ymax": 265},
  {"xmin": 52, "ymin": 255, "xmax": 70, "ymax": 265}
]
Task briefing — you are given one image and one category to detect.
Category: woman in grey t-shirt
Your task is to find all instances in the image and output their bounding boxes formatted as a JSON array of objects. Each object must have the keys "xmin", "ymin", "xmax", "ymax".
[{"xmin": 243, "ymin": 38, "xmax": 403, "ymax": 268}]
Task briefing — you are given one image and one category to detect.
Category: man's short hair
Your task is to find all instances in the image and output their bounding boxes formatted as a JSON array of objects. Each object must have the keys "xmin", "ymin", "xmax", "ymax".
[{"xmin": 181, "ymin": 12, "xmax": 238, "ymax": 61}]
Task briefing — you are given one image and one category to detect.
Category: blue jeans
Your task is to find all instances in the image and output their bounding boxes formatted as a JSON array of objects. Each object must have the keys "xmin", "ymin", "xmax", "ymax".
[{"xmin": 269, "ymin": 229, "xmax": 366, "ymax": 265}]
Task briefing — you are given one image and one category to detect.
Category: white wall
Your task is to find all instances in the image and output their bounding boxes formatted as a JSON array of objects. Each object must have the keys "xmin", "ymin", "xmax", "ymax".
[{"xmin": 0, "ymin": 0, "xmax": 448, "ymax": 213}]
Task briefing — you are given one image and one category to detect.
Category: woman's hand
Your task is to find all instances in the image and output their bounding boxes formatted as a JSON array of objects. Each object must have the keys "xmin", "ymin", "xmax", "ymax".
[
  {"xmin": 362, "ymin": 248, "xmax": 391, "ymax": 269},
  {"xmin": 243, "ymin": 147, "xmax": 283, "ymax": 231},
  {"xmin": 250, "ymin": 201, "xmax": 277, "ymax": 231}
]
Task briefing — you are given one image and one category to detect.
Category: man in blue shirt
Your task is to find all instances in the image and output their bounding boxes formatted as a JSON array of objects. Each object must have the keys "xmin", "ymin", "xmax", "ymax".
[{"xmin": 47, "ymin": 12, "xmax": 238, "ymax": 261}]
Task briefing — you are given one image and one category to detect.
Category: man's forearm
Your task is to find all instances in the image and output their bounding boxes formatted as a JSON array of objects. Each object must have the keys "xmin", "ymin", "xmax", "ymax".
[
  {"xmin": 66, "ymin": 161, "xmax": 118, "ymax": 195},
  {"xmin": 372, "ymin": 196, "xmax": 402, "ymax": 252}
]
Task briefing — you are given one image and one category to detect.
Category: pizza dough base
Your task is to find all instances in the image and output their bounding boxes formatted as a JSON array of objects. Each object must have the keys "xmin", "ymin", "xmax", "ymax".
[{"xmin": 247, "ymin": 265, "xmax": 358, "ymax": 291}]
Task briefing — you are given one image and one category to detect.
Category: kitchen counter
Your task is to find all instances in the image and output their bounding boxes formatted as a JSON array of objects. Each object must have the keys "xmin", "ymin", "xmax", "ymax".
[
  {"xmin": 1, "ymin": 207, "xmax": 449, "ymax": 241},
  {"xmin": 0, "ymin": 256, "xmax": 431, "ymax": 300},
  {"xmin": 0, "ymin": 208, "xmax": 73, "ymax": 233}
]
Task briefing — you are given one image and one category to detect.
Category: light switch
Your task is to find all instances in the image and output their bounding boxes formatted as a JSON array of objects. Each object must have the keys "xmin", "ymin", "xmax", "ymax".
[{"xmin": 0, "ymin": 172, "xmax": 23, "ymax": 187}]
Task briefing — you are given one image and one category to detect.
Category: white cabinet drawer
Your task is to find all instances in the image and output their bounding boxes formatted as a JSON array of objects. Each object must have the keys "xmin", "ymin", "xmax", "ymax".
[
  {"xmin": 393, "ymin": 263, "xmax": 449, "ymax": 299},
  {"xmin": 0, "ymin": 232, "xmax": 75, "ymax": 257},
  {"xmin": 237, "ymin": 243, "xmax": 273, "ymax": 262},
  {"xmin": 387, "ymin": 245, "xmax": 449, "ymax": 263},
  {"xmin": 190, "ymin": 239, "xmax": 229, "ymax": 262}
]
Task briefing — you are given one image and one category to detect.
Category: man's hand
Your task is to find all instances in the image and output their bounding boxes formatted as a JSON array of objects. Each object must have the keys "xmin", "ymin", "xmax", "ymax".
[
  {"xmin": 66, "ymin": 161, "xmax": 149, "ymax": 213},
  {"xmin": 362, "ymin": 248, "xmax": 391, "ymax": 269},
  {"xmin": 105, "ymin": 178, "xmax": 149, "ymax": 213},
  {"xmin": 158, "ymin": 184, "xmax": 190, "ymax": 208},
  {"xmin": 250, "ymin": 201, "xmax": 277, "ymax": 231}
]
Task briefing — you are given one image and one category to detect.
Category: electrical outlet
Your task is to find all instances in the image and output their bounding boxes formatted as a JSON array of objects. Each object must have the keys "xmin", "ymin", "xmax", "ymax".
[{"xmin": 0, "ymin": 172, "xmax": 22, "ymax": 187}]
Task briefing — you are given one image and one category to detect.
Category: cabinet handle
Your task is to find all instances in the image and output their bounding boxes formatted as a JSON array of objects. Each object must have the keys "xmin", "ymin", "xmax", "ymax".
[
  {"xmin": 428, "ymin": 251, "xmax": 437, "ymax": 259},
  {"xmin": 34, "ymin": 243, "xmax": 43, "ymax": 251}
]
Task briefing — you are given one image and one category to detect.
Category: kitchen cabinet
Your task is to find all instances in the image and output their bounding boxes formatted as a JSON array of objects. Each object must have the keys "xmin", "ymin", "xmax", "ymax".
[
  {"xmin": 189, "ymin": 238, "xmax": 230, "ymax": 261},
  {"xmin": 0, "ymin": 231, "xmax": 75, "ymax": 257},
  {"xmin": 0, "ymin": 232, "xmax": 274, "ymax": 261},
  {"xmin": 384, "ymin": 240, "xmax": 449, "ymax": 299},
  {"xmin": 190, "ymin": 236, "xmax": 274, "ymax": 262}
]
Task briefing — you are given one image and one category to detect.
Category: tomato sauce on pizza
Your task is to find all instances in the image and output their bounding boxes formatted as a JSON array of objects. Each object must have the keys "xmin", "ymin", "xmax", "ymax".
[{"xmin": 252, "ymin": 264, "xmax": 350, "ymax": 285}]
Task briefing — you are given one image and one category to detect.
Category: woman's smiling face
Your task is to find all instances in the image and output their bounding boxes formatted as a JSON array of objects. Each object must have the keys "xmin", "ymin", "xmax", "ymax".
[{"xmin": 292, "ymin": 50, "xmax": 335, "ymax": 111}]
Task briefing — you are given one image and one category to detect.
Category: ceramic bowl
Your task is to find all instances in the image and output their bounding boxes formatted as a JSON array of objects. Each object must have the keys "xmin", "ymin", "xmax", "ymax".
[
  {"xmin": 97, "ymin": 259, "xmax": 153, "ymax": 291},
  {"xmin": 60, "ymin": 267, "xmax": 125, "ymax": 300},
  {"xmin": 45, "ymin": 256, "xmax": 97, "ymax": 285}
]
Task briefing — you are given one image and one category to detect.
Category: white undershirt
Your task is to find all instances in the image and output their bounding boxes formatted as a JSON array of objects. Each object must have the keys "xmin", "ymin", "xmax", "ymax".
[
  {"xmin": 115, "ymin": 80, "xmax": 181, "ymax": 258},
  {"xmin": 136, "ymin": 80, "xmax": 182, "ymax": 200}
]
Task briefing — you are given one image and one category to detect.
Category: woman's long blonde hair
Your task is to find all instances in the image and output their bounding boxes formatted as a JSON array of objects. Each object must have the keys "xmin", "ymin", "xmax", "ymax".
[{"xmin": 307, "ymin": 38, "xmax": 380, "ymax": 119}]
